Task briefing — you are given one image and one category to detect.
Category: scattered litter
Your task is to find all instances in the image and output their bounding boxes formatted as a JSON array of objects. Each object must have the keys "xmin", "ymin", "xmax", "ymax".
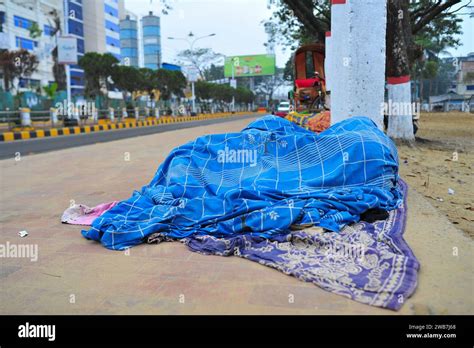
[
  {"xmin": 436, "ymin": 197, "xmax": 444, "ymax": 202},
  {"xmin": 448, "ymin": 188, "xmax": 455, "ymax": 195},
  {"xmin": 422, "ymin": 175, "xmax": 430, "ymax": 188},
  {"xmin": 41, "ymin": 272, "xmax": 62, "ymax": 278},
  {"xmin": 18, "ymin": 230, "xmax": 28, "ymax": 238},
  {"xmin": 403, "ymin": 159, "xmax": 408, "ymax": 164},
  {"xmin": 406, "ymin": 173, "xmax": 417, "ymax": 177}
]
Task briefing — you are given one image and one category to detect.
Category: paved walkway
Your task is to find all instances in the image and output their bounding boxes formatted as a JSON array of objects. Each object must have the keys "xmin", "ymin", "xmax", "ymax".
[{"xmin": 0, "ymin": 117, "xmax": 472, "ymax": 314}]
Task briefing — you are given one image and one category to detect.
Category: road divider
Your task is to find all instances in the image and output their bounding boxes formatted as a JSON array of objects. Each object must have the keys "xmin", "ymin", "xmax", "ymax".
[{"xmin": 0, "ymin": 112, "xmax": 258, "ymax": 142}]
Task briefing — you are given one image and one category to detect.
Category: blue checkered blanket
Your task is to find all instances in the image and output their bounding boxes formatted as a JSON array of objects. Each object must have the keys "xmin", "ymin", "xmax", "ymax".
[{"xmin": 82, "ymin": 116, "xmax": 402, "ymax": 250}]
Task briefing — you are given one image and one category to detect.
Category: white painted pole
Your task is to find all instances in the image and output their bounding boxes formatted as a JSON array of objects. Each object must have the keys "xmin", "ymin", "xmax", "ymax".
[
  {"xmin": 73, "ymin": 106, "xmax": 80, "ymax": 121},
  {"xmin": 92, "ymin": 108, "xmax": 98, "ymax": 122},
  {"xmin": 324, "ymin": 31, "xmax": 332, "ymax": 92},
  {"xmin": 20, "ymin": 108, "xmax": 31, "ymax": 127},
  {"xmin": 387, "ymin": 77, "xmax": 414, "ymax": 139},
  {"xmin": 330, "ymin": 1, "xmax": 350, "ymax": 125},
  {"xmin": 231, "ymin": 64, "xmax": 235, "ymax": 112},
  {"xmin": 191, "ymin": 81, "xmax": 196, "ymax": 114},
  {"xmin": 65, "ymin": 65, "xmax": 72, "ymax": 119},
  {"xmin": 50, "ymin": 107, "xmax": 58, "ymax": 125},
  {"xmin": 330, "ymin": 0, "xmax": 387, "ymax": 129},
  {"xmin": 347, "ymin": 0, "xmax": 386, "ymax": 128}
]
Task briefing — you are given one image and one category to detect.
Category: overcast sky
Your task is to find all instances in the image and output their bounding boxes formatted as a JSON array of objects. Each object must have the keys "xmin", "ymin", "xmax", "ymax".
[
  {"xmin": 450, "ymin": 1, "xmax": 474, "ymax": 57},
  {"xmin": 124, "ymin": 0, "xmax": 473, "ymax": 68}
]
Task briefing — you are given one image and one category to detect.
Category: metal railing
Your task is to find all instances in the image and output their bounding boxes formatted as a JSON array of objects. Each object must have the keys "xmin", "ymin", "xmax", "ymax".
[{"xmin": 0, "ymin": 103, "xmax": 256, "ymax": 131}]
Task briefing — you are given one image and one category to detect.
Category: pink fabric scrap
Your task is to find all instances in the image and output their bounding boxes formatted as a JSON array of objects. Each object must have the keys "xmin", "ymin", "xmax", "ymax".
[{"xmin": 61, "ymin": 201, "xmax": 119, "ymax": 226}]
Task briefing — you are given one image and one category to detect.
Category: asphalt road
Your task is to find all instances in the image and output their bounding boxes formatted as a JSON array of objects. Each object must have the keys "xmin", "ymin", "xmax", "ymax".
[{"xmin": 0, "ymin": 114, "xmax": 258, "ymax": 160}]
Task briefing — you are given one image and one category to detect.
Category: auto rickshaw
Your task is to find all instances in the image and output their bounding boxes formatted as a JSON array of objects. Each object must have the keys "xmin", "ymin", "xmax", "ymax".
[{"xmin": 292, "ymin": 43, "xmax": 327, "ymax": 112}]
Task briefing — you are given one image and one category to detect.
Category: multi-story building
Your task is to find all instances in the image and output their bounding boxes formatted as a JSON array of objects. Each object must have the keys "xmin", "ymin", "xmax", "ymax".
[
  {"xmin": 1, "ymin": 0, "xmax": 170, "ymax": 96},
  {"xmin": 453, "ymin": 52, "xmax": 474, "ymax": 97},
  {"xmin": 429, "ymin": 53, "xmax": 474, "ymax": 112},
  {"xmin": 0, "ymin": 0, "xmax": 62, "ymax": 91},
  {"xmin": 142, "ymin": 11, "xmax": 161, "ymax": 70},
  {"xmin": 65, "ymin": 0, "xmax": 85, "ymax": 95},
  {"xmin": 120, "ymin": 13, "xmax": 138, "ymax": 67},
  {"xmin": 82, "ymin": 0, "xmax": 124, "ymax": 61}
]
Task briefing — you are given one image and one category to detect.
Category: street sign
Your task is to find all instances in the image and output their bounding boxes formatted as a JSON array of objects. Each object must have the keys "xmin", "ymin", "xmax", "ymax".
[
  {"xmin": 58, "ymin": 36, "xmax": 78, "ymax": 65},
  {"xmin": 184, "ymin": 90, "xmax": 193, "ymax": 99},
  {"xmin": 230, "ymin": 79, "xmax": 237, "ymax": 88},
  {"xmin": 184, "ymin": 66, "xmax": 200, "ymax": 82}
]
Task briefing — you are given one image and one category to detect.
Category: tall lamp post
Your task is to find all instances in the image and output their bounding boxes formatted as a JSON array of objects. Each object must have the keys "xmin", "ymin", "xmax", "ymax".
[
  {"xmin": 63, "ymin": 0, "xmax": 72, "ymax": 119},
  {"xmin": 168, "ymin": 32, "xmax": 216, "ymax": 114}
]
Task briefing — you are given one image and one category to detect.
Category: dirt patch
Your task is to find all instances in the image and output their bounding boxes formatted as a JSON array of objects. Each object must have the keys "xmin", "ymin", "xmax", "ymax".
[{"xmin": 397, "ymin": 112, "xmax": 474, "ymax": 238}]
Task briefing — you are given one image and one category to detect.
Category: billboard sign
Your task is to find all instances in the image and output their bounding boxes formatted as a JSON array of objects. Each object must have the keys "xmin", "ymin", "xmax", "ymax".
[
  {"xmin": 224, "ymin": 54, "xmax": 276, "ymax": 78},
  {"xmin": 58, "ymin": 36, "xmax": 78, "ymax": 65}
]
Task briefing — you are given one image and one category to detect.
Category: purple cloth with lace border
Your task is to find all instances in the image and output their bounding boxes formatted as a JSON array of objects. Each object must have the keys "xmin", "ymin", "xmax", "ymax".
[{"xmin": 148, "ymin": 179, "xmax": 419, "ymax": 311}]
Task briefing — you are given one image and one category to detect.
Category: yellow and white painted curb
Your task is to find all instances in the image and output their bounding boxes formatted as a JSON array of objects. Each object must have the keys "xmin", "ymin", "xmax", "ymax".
[{"xmin": 0, "ymin": 112, "xmax": 258, "ymax": 142}]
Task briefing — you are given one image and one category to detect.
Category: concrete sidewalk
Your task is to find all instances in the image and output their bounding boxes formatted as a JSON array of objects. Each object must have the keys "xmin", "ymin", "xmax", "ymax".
[{"xmin": 0, "ymin": 117, "xmax": 472, "ymax": 314}]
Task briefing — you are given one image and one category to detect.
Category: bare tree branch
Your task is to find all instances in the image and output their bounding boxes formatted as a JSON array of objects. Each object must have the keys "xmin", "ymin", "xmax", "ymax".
[
  {"xmin": 412, "ymin": 0, "xmax": 461, "ymax": 34},
  {"xmin": 411, "ymin": 0, "xmax": 442, "ymax": 21},
  {"xmin": 283, "ymin": 0, "xmax": 327, "ymax": 41},
  {"xmin": 444, "ymin": 0, "xmax": 472, "ymax": 15}
]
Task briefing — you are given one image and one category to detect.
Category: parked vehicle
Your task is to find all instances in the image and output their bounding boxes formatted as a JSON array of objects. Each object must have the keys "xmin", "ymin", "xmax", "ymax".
[
  {"xmin": 273, "ymin": 101, "xmax": 290, "ymax": 117},
  {"xmin": 293, "ymin": 43, "xmax": 327, "ymax": 113},
  {"xmin": 278, "ymin": 101, "xmax": 290, "ymax": 112}
]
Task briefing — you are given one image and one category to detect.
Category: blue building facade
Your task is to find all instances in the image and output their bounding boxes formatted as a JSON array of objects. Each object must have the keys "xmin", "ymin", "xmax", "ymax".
[
  {"xmin": 120, "ymin": 15, "xmax": 138, "ymax": 67},
  {"xmin": 103, "ymin": 0, "xmax": 121, "ymax": 61},
  {"xmin": 142, "ymin": 11, "xmax": 161, "ymax": 70},
  {"xmin": 66, "ymin": 0, "xmax": 85, "ymax": 96}
]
